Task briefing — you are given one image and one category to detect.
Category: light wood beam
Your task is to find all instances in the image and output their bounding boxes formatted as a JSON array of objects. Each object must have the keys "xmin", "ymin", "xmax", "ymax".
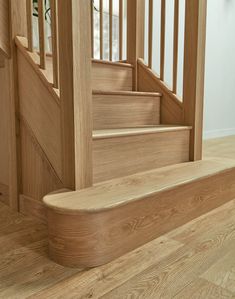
[
  {"xmin": 183, "ymin": 0, "xmax": 207, "ymax": 160},
  {"xmin": 58, "ymin": 0, "xmax": 93, "ymax": 190}
]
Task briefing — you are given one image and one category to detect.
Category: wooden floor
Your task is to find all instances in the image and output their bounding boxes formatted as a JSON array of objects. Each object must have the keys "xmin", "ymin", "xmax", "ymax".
[{"xmin": 1, "ymin": 136, "xmax": 235, "ymax": 299}]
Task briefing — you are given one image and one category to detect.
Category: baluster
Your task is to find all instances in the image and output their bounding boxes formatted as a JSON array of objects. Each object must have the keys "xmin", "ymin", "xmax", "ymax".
[
  {"xmin": 50, "ymin": 0, "xmax": 59, "ymax": 88},
  {"xmin": 173, "ymin": 0, "xmax": 179, "ymax": 94},
  {"xmin": 148, "ymin": 0, "xmax": 153, "ymax": 68},
  {"xmin": 26, "ymin": 0, "xmax": 33, "ymax": 52},
  {"xmin": 100, "ymin": 0, "xmax": 103, "ymax": 60},
  {"xmin": 119, "ymin": 0, "xmax": 123, "ymax": 60},
  {"xmin": 109, "ymin": 0, "xmax": 113, "ymax": 61},
  {"xmin": 91, "ymin": 0, "xmax": 94, "ymax": 58},
  {"xmin": 38, "ymin": 0, "xmax": 46, "ymax": 69},
  {"xmin": 160, "ymin": 0, "xmax": 166, "ymax": 80}
]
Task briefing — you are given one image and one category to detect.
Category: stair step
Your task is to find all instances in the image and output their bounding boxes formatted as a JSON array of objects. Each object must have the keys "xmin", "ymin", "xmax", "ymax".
[
  {"xmin": 93, "ymin": 90, "xmax": 161, "ymax": 129},
  {"xmin": 92, "ymin": 125, "xmax": 191, "ymax": 183},
  {"xmin": 92, "ymin": 59, "xmax": 133, "ymax": 91},
  {"xmin": 44, "ymin": 158, "xmax": 235, "ymax": 267}
]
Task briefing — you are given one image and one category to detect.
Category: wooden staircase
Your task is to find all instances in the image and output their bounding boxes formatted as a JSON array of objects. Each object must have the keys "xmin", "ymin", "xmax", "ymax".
[
  {"xmin": 4, "ymin": 0, "xmax": 235, "ymax": 269},
  {"xmin": 91, "ymin": 61, "xmax": 191, "ymax": 183}
]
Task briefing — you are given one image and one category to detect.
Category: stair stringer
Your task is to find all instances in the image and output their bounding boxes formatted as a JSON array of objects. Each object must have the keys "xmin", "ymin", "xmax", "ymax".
[
  {"xmin": 44, "ymin": 158, "xmax": 235, "ymax": 268},
  {"xmin": 137, "ymin": 59, "xmax": 184, "ymax": 125},
  {"xmin": 20, "ymin": 118, "xmax": 63, "ymax": 221}
]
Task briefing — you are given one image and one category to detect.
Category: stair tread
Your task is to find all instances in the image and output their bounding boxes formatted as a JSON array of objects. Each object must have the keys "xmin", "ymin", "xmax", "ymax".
[
  {"xmin": 92, "ymin": 59, "xmax": 134, "ymax": 68},
  {"xmin": 93, "ymin": 125, "xmax": 192, "ymax": 139},
  {"xmin": 44, "ymin": 158, "xmax": 235, "ymax": 213},
  {"xmin": 93, "ymin": 90, "xmax": 162, "ymax": 97}
]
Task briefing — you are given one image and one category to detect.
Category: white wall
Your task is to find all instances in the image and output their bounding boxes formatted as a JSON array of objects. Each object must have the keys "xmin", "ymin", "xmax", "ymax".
[{"xmin": 203, "ymin": 0, "xmax": 235, "ymax": 139}]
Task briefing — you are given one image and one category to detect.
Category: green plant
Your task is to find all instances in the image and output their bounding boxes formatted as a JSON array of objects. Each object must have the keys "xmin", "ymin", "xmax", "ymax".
[{"xmin": 32, "ymin": 0, "xmax": 51, "ymax": 24}]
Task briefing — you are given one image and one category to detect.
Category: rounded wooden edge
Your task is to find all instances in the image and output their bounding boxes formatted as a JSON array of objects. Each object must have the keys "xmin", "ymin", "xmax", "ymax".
[
  {"xmin": 92, "ymin": 90, "xmax": 162, "ymax": 97},
  {"xmin": 92, "ymin": 58, "xmax": 134, "ymax": 68}
]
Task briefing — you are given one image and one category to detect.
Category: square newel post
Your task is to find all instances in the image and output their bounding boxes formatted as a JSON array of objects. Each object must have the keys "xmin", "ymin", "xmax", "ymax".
[
  {"xmin": 127, "ymin": 0, "xmax": 145, "ymax": 90},
  {"xmin": 58, "ymin": 0, "xmax": 93, "ymax": 190},
  {"xmin": 183, "ymin": 0, "xmax": 207, "ymax": 161}
]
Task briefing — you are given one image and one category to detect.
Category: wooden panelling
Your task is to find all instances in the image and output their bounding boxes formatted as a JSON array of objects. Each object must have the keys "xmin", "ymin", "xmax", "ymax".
[
  {"xmin": 0, "ymin": 183, "xmax": 9, "ymax": 205},
  {"xmin": 7, "ymin": 0, "xmax": 27, "ymax": 211},
  {"xmin": 137, "ymin": 59, "xmax": 184, "ymax": 124},
  {"xmin": 20, "ymin": 120, "xmax": 63, "ymax": 203},
  {"xmin": 0, "ymin": 65, "xmax": 10, "ymax": 187},
  {"xmin": 0, "ymin": 55, "xmax": 5, "ymax": 67},
  {"xmin": 92, "ymin": 60, "xmax": 133, "ymax": 91},
  {"xmin": 93, "ymin": 91, "xmax": 161, "ymax": 129},
  {"xmin": 0, "ymin": 0, "xmax": 10, "ymax": 57},
  {"xmin": 19, "ymin": 195, "xmax": 47, "ymax": 223},
  {"xmin": 43, "ymin": 158, "xmax": 235, "ymax": 268},
  {"xmin": 93, "ymin": 126, "xmax": 190, "ymax": 182},
  {"xmin": 17, "ymin": 50, "xmax": 62, "ymax": 178}
]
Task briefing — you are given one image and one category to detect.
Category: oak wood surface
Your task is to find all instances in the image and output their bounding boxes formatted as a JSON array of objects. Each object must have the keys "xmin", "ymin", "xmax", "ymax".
[
  {"xmin": 17, "ymin": 50, "xmax": 62, "ymax": 179},
  {"xmin": 0, "ymin": 138, "xmax": 235, "ymax": 297},
  {"xmin": 137, "ymin": 58, "xmax": 184, "ymax": 124},
  {"xmin": 0, "ymin": 0, "xmax": 10, "ymax": 57},
  {"xmin": 93, "ymin": 91, "xmax": 161, "ymax": 129},
  {"xmin": 93, "ymin": 126, "xmax": 190, "ymax": 182},
  {"xmin": 92, "ymin": 60, "xmax": 133, "ymax": 91},
  {"xmin": 44, "ymin": 158, "xmax": 235, "ymax": 268}
]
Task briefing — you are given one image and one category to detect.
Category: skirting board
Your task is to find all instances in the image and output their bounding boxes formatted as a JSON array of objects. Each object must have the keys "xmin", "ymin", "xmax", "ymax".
[
  {"xmin": 0, "ymin": 183, "xmax": 9, "ymax": 205},
  {"xmin": 203, "ymin": 128, "xmax": 235, "ymax": 140}
]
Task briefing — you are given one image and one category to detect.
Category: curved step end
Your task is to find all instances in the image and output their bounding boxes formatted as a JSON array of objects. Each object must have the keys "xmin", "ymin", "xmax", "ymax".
[{"xmin": 44, "ymin": 158, "xmax": 235, "ymax": 268}]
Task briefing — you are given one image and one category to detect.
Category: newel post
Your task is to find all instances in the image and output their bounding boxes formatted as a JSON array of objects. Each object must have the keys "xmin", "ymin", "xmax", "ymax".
[
  {"xmin": 183, "ymin": 0, "xmax": 207, "ymax": 161},
  {"xmin": 58, "ymin": 0, "xmax": 93, "ymax": 190},
  {"xmin": 127, "ymin": 0, "xmax": 145, "ymax": 89}
]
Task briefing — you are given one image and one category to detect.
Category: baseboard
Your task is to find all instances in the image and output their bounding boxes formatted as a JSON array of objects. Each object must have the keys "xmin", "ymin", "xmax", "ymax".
[
  {"xmin": 0, "ymin": 183, "xmax": 9, "ymax": 205},
  {"xmin": 203, "ymin": 128, "xmax": 235, "ymax": 140},
  {"xmin": 19, "ymin": 194, "xmax": 47, "ymax": 223}
]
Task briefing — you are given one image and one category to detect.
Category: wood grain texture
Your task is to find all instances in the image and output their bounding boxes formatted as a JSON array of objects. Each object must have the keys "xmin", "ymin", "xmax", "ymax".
[
  {"xmin": 0, "ymin": 0, "xmax": 10, "ymax": 57},
  {"xmin": 127, "ymin": 0, "xmax": 145, "ymax": 89},
  {"xmin": 0, "ymin": 54, "xmax": 5, "ymax": 67},
  {"xmin": 183, "ymin": 0, "xmax": 207, "ymax": 161},
  {"xmin": 20, "ymin": 119, "xmax": 63, "ymax": 204},
  {"xmin": 93, "ymin": 91, "xmax": 161, "ymax": 129},
  {"xmin": 137, "ymin": 58, "xmax": 184, "ymax": 124},
  {"xmin": 93, "ymin": 126, "xmax": 190, "ymax": 182},
  {"xmin": 7, "ymin": 0, "xmax": 27, "ymax": 210},
  {"xmin": 0, "ymin": 64, "xmax": 10, "ymax": 186},
  {"xmin": 0, "ymin": 183, "xmax": 9, "ymax": 205},
  {"xmin": 43, "ymin": 158, "xmax": 235, "ymax": 268},
  {"xmin": 19, "ymin": 194, "xmax": 47, "ymax": 223},
  {"xmin": 17, "ymin": 49, "xmax": 62, "ymax": 179},
  {"xmin": 1, "ymin": 136, "xmax": 235, "ymax": 297},
  {"xmin": 58, "ymin": 0, "xmax": 93, "ymax": 190},
  {"xmin": 92, "ymin": 60, "xmax": 133, "ymax": 91}
]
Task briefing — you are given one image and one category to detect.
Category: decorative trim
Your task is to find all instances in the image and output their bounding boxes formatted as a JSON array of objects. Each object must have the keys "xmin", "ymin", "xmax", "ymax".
[{"xmin": 203, "ymin": 128, "xmax": 235, "ymax": 140}]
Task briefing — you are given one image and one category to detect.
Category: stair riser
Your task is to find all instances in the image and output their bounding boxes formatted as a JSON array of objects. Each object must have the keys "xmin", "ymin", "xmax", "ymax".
[
  {"xmin": 46, "ymin": 167, "xmax": 235, "ymax": 268},
  {"xmin": 93, "ymin": 130, "xmax": 190, "ymax": 183},
  {"xmin": 92, "ymin": 62, "xmax": 133, "ymax": 91},
  {"xmin": 93, "ymin": 94, "xmax": 161, "ymax": 129}
]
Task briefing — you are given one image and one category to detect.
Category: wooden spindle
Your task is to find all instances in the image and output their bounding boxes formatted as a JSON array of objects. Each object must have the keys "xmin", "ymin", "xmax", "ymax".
[
  {"xmin": 119, "ymin": 0, "xmax": 123, "ymax": 60},
  {"xmin": 148, "ymin": 0, "xmax": 153, "ymax": 68},
  {"xmin": 38, "ymin": 0, "xmax": 46, "ymax": 69},
  {"xmin": 160, "ymin": 0, "xmax": 166, "ymax": 80},
  {"xmin": 91, "ymin": 0, "xmax": 94, "ymax": 58},
  {"xmin": 26, "ymin": 0, "xmax": 33, "ymax": 52},
  {"xmin": 173, "ymin": 0, "xmax": 179, "ymax": 94},
  {"xmin": 109, "ymin": 0, "xmax": 113, "ymax": 61},
  {"xmin": 50, "ymin": 0, "xmax": 59, "ymax": 88},
  {"xmin": 100, "ymin": 0, "xmax": 103, "ymax": 60}
]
